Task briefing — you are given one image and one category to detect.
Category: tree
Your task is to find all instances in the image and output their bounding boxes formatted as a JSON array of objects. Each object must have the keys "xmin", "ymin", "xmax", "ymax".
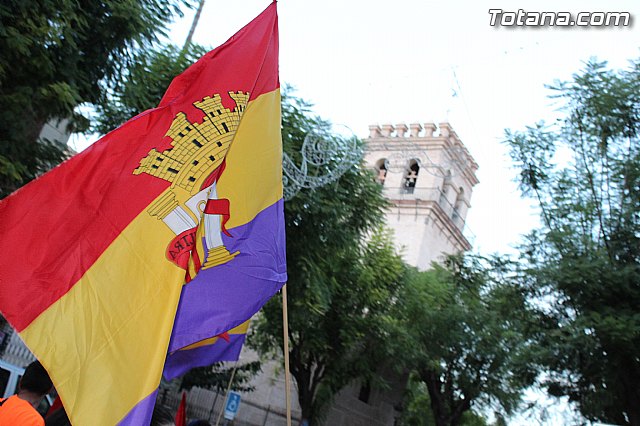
[
  {"xmin": 399, "ymin": 373, "xmax": 491, "ymax": 426},
  {"xmin": 505, "ymin": 58, "xmax": 640, "ymax": 425},
  {"xmin": 0, "ymin": 0, "xmax": 194, "ymax": 197},
  {"xmin": 180, "ymin": 361, "xmax": 261, "ymax": 394},
  {"xmin": 91, "ymin": 44, "xmax": 208, "ymax": 136},
  {"xmin": 395, "ymin": 255, "xmax": 536, "ymax": 426},
  {"xmin": 249, "ymin": 90, "xmax": 406, "ymax": 425}
]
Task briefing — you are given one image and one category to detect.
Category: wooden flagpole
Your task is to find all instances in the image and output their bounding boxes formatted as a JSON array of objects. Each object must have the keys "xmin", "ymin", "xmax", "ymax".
[
  {"xmin": 215, "ymin": 361, "xmax": 238, "ymax": 426},
  {"xmin": 282, "ymin": 284, "xmax": 292, "ymax": 426}
]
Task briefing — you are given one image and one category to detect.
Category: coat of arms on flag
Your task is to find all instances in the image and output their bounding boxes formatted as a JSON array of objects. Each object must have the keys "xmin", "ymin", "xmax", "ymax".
[{"xmin": 133, "ymin": 92, "xmax": 250, "ymax": 278}]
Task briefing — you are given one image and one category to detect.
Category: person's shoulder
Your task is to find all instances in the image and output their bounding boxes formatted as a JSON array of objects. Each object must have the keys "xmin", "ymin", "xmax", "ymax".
[{"xmin": 0, "ymin": 395, "xmax": 44, "ymax": 425}]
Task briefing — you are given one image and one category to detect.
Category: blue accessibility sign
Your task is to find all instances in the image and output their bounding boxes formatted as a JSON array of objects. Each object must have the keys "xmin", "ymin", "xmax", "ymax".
[{"xmin": 223, "ymin": 391, "xmax": 242, "ymax": 420}]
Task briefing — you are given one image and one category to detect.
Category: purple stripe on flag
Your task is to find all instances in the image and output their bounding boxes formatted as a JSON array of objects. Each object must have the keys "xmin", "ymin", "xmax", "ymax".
[
  {"xmin": 164, "ymin": 333, "xmax": 247, "ymax": 380},
  {"xmin": 169, "ymin": 198, "xmax": 286, "ymax": 352},
  {"xmin": 117, "ymin": 389, "xmax": 158, "ymax": 426}
]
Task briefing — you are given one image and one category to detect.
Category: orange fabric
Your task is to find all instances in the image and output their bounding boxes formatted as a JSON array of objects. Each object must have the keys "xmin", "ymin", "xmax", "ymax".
[{"xmin": 0, "ymin": 395, "xmax": 44, "ymax": 426}]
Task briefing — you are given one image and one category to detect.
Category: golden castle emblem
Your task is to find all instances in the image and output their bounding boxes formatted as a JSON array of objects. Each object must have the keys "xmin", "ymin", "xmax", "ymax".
[{"xmin": 134, "ymin": 91, "xmax": 250, "ymax": 273}]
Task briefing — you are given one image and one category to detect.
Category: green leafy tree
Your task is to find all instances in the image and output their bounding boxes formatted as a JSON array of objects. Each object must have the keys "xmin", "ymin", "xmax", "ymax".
[
  {"xmin": 400, "ymin": 373, "xmax": 491, "ymax": 426},
  {"xmin": 395, "ymin": 255, "xmax": 536, "ymax": 426},
  {"xmin": 505, "ymin": 58, "xmax": 640, "ymax": 425},
  {"xmin": 249, "ymin": 90, "xmax": 406, "ymax": 425},
  {"xmin": 91, "ymin": 44, "xmax": 208, "ymax": 135},
  {"xmin": 180, "ymin": 361, "xmax": 262, "ymax": 393},
  {"xmin": 0, "ymin": 0, "xmax": 194, "ymax": 197}
]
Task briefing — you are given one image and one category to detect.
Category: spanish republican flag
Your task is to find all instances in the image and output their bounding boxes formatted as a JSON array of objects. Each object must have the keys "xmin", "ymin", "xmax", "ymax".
[{"xmin": 0, "ymin": 2, "xmax": 286, "ymax": 424}]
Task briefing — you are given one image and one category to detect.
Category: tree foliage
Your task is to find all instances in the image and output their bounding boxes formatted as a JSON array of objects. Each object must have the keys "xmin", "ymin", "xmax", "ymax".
[
  {"xmin": 399, "ymin": 373, "xmax": 491, "ymax": 426},
  {"xmin": 0, "ymin": 0, "xmax": 194, "ymax": 197},
  {"xmin": 249, "ymin": 90, "xmax": 406, "ymax": 424},
  {"xmin": 179, "ymin": 361, "xmax": 261, "ymax": 393},
  {"xmin": 394, "ymin": 255, "xmax": 535, "ymax": 426},
  {"xmin": 505, "ymin": 58, "xmax": 640, "ymax": 425},
  {"xmin": 91, "ymin": 44, "xmax": 208, "ymax": 135}
]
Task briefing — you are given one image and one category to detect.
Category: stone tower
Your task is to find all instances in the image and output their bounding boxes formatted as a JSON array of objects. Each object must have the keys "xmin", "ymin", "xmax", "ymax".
[{"xmin": 364, "ymin": 122, "xmax": 478, "ymax": 270}]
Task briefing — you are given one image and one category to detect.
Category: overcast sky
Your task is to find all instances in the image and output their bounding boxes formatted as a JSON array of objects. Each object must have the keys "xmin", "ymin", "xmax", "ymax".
[{"xmin": 146, "ymin": 0, "xmax": 638, "ymax": 259}]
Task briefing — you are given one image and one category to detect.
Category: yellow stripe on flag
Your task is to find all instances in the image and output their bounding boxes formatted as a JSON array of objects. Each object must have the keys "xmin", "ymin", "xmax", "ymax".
[
  {"xmin": 180, "ymin": 320, "xmax": 251, "ymax": 351},
  {"xmin": 20, "ymin": 211, "xmax": 184, "ymax": 425},
  {"xmin": 21, "ymin": 211, "xmax": 185, "ymax": 425},
  {"xmin": 219, "ymin": 89, "xmax": 283, "ymax": 227}
]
